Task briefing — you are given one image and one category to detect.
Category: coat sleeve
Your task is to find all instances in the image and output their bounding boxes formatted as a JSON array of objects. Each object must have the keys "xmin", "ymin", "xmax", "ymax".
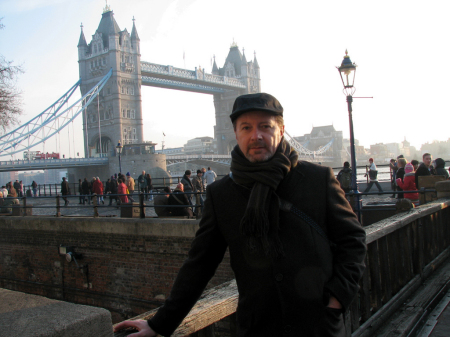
[
  {"xmin": 148, "ymin": 186, "xmax": 228, "ymax": 336},
  {"xmin": 323, "ymin": 167, "xmax": 366, "ymax": 311}
]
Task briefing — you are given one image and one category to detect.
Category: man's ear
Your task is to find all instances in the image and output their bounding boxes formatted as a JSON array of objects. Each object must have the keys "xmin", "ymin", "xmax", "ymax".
[{"xmin": 280, "ymin": 125, "xmax": 285, "ymax": 137}]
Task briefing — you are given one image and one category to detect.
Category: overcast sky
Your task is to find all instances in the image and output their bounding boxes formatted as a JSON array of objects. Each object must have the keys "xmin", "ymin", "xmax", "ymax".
[{"xmin": 1, "ymin": 0, "xmax": 449, "ymax": 159}]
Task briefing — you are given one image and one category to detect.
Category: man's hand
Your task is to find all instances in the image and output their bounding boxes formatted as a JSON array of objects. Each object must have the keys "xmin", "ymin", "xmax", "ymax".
[
  {"xmin": 327, "ymin": 296, "xmax": 342, "ymax": 310},
  {"xmin": 113, "ymin": 319, "xmax": 157, "ymax": 337}
]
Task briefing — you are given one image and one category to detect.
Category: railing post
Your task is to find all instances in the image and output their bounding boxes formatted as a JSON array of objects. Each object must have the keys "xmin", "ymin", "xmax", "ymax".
[
  {"xmin": 92, "ymin": 193, "xmax": 99, "ymax": 217},
  {"xmin": 139, "ymin": 192, "xmax": 145, "ymax": 218},
  {"xmin": 22, "ymin": 196, "xmax": 27, "ymax": 216},
  {"xmin": 49, "ymin": 184, "xmax": 52, "ymax": 196},
  {"xmin": 56, "ymin": 195, "xmax": 61, "ymax": 217}
]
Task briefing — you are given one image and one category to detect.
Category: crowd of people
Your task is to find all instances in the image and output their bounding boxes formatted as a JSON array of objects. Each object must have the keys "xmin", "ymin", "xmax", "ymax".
[{"xmin": 336, "ymin": 153, "xmax": 449, "ymax": 206}]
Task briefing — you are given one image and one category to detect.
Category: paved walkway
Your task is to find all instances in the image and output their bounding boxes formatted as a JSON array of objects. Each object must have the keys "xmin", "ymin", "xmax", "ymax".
[{"xmin": 419, "ymin": 289, "xmax": 450, "ymax": 337}]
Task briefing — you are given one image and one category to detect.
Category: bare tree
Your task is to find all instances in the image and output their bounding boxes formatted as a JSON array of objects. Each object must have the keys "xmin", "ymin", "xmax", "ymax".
[{"xmin": 0, "ymin": 18, "xmax": 23, "ymax": 132}]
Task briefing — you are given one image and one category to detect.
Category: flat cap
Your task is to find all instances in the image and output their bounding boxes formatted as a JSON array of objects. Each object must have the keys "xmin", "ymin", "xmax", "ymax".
[{"xmin": 230, "ymin": 93, "xmax": 283, "ymax": 123}]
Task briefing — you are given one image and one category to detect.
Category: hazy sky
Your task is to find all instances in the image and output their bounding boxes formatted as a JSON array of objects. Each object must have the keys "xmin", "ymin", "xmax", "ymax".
[{"xmin": 1, "ymin": 0, "xmax": 449, "ymax": 159}]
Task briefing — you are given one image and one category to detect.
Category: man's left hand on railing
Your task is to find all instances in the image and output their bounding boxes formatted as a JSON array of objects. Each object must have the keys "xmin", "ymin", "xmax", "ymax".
[{"xmin": 114, "ymin": 319, "xmax": 157, "ymax": 336}]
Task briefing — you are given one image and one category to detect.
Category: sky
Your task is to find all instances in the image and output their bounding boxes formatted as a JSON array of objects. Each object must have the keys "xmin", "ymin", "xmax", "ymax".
[{"xmin": 1, "ymin": 0, "xmax": 450, "ymax": 159}]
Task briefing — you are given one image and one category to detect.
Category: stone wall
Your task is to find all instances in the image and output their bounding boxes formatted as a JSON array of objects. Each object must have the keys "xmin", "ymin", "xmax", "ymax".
[{"xmin": 0, "ymin": 217, "xmax": 233, "ymax": 323}]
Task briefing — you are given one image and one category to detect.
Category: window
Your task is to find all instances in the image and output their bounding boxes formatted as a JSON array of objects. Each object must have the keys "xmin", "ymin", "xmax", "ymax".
[
  {"xmin": 130, "ymin": 110, "xmax": 135, "ymax": 119},
  {"xmin": 122, "ymin": 109, "xmax": 126, "ymax": 118},
  {"xmin": 121, "ymin": 87, "xmax": 125, "ymax": 94},
  {"xmin": 127, "ymin": 110, "xmax": 130, "ymax": 118},
  {"xmin": 94, "ymin": 45, "xmax": 97, "ymax": 53},
  {"xmin": 130, "ymin": 87, "xmax": 134, "ymax": 95}
]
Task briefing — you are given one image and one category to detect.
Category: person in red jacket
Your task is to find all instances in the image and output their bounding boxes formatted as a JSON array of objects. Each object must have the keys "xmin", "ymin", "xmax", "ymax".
[
  {"xmin": 117, "ymin": 178, "xmax": 128, "ymax": 204},
  {"xmin": 92, "ymin": 177, "xmax": 104, "ymax": 204},
  {"xmin": 396, "ymin": 163, "xmax": 419, "ymax": 205}
]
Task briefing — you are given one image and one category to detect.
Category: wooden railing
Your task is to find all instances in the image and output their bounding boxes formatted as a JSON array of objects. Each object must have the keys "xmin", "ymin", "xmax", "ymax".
[{"xmin": 114, "ymin": 197, "xmax": 450, "ymax": 337}]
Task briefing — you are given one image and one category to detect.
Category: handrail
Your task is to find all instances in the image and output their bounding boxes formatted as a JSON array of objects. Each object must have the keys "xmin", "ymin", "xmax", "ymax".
[{"xmin": 113, "ymin": 197, "xmax": 450, "ymax": 336}]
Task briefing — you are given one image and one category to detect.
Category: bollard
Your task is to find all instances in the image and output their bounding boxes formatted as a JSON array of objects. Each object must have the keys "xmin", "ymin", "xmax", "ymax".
[
  {"xmin": 92, "ymin": 193, "xmax": 99, "ymax": 217},
  {"xmin": 56, "ymin": 195, "xmax": 61, "ymax": 217},
  {"xmin": 195, "ymin": 192, "xmax": 202, "ymax": 219},
  {"xmin": 139, "ymin": 192, "xmax": 145, "ymax": 218}
]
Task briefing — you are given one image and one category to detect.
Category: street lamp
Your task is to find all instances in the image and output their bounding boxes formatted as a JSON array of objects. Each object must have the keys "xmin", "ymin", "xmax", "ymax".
[
  {"xmin": 337, "ymin": 50, "xmax": 361, "ymax": 219},
  {"xmin": 116, "ymin": 140, "xmax": 123, "ymax": 174}
]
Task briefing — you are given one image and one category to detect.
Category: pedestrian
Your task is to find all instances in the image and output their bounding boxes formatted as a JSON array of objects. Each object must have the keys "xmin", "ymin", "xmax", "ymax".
[
  {"xmin": 81, "ymin": 178, "xmax": 91, "ymax": 205},
  {"xmin": 60, "ymin": 177, "xmax": 70, "ymax": 206},
  {"xmin": 115, "ymin": 92, "xmax": 366, "ymax": 337},
  {"xmin": 411, "ymin": 159, "xmax": 419, "ymax": 171},
  {"xmin": 138, "ymin": 170, "xmax": 147, "ymax": 199},
  {"xmin": 117, "ymin": 178, "xmax": 128, "ymax": 204},
  {"xmin": 181, "ymin": 170, "xmax": 194, "ymax": 209},
  {"xmin": 126, "ymin": 172, "xmax": 135, "ymax": 202},
  {"xmin": 336, "ymin": 161, "xmax": 352, "ymax": 193},
  {"xmin": 434, "ymin": 158, "xmax": 449, "ymax": 179},
  {"xmin": 192, "ymin": 169, "xmax": 205, "ymax": 215},
  {"xmin": 92, "ymin": 177, "xmax": 104, "ymax": 204},
  {"xmin": 201, "ymin": 167, "xmax": 207, "ymax": 188},
  {"xmin": 204, "ymin": 167, "xmax": 217, "ymax": 186},
  {"xmin": 167, "ymin": 183, "xmax": 193, "ymax": 217},
  {"xmin": 364, "ymin": 158, "xmax": 383, "ymax": 194},
  {"xmin": 415, "ymin": 153, "xmax": 435, "ymax": 188},
  {"xmin": 31, "ymin": 181, "xmax": 38, "ymax": 197},
  {"xmin": 395, "ymin": 158, "xmax": 407, "ymax": 199},
  {"xmin": 109, "ymin": 175, "xmax": 119, "ymax": 205},
  {"xmin": 396, "ymin": 163, "xmax": 419, "ymax": 205}
]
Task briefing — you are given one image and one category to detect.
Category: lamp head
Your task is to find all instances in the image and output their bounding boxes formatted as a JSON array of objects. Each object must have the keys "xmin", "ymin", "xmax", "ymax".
[{"xmin": 337, "ymin": 50, "xmax": 357, "ymax": 96}]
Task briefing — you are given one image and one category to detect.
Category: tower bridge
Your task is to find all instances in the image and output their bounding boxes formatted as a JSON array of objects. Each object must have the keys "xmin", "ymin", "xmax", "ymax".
[{"xmin": 0, "ymin": 5, "xmax": 344, "ymax": 175}]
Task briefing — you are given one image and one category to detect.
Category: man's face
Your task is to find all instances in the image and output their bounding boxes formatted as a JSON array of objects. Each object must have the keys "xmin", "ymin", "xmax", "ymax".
[
  {"xmin": 234, "ymin": 111, "xmax": 284, "ymax": 163},
  {"xmin": 424, "ymin": 155, "xmax": 432, "ymax": 167}
]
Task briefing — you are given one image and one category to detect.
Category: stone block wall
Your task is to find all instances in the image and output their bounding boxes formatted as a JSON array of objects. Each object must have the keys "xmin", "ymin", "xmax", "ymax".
[{"xmin": 0, "ymin": 217, "xmax": 234, "ymax": 323}]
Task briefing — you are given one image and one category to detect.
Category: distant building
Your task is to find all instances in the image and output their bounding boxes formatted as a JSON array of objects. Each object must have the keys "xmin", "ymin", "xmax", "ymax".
[
  {"xmin": 155, "ymin": 147, "xmax": 184, "ymax": 155},
  {"xmin": 184, "ymin": 137, "xmax": 214, "ymax": 155}
]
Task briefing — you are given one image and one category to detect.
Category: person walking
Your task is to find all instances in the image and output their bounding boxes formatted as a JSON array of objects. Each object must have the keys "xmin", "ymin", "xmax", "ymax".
[
  {"xmin": 204, "ymin": 167, "xmax": 217, "ymax": 187},
  {"xmin": 92, "ymin": 177, "xmax": 104, "ymax": 204},
  {"xmin": 31, "ymin": 181, "xmax": 38, "ymax": 197},
  {"xmin": 81, "ymin": 178, "xmax": 91, "ymax": 205},
  {"xmin": 117, "ymin": 178, "xmax": 128, "ymax": 204},
  {"xmin": 364, "ymin": 158, "xmax": 383, "ymax": 194},
  {"xmin": 138, "ymin": 170, "xmax": 147, "ymax": 199},
  {"xmin": 336, "ymin": 161, "xmax": 352, "ymax": 194},
  {"xmin": 60, "ymin": 177, "xmax": 70, "ymax": 206},
  {"xmin": 115, "ymin": 92, "xmax": 366, "ymax": 337},
  {"xmin": 126, "ymin": 172, "xmax": 135, "ymax": 202},
  {"xmin": 78, "ymin": 179, "xmax": 83, "ymax": 204}
]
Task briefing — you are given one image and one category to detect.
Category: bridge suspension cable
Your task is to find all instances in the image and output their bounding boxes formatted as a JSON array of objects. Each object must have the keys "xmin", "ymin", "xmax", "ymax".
[
  {"xmin": 284, "ymin": 131, "xmax": 335, "ymax": 156},
  {"xmin": 0, "ymin": 69, "xmax": 112, "ymax": 157}
]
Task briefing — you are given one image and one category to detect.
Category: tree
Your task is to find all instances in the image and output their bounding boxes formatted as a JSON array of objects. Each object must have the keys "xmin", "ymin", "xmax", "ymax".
[{"xmin": 0, "ymin": 18, "xmax": 23, "ymax": 132}]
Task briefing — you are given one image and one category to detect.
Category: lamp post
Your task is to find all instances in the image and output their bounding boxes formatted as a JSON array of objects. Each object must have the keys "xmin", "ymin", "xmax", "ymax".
[
  {"xmin": 116, "ymin": 140, "xmax": 123, "ymax": 174},
  {"xmin": 337, "ymin": 50, "xmax": 358, "ymax": 192}
]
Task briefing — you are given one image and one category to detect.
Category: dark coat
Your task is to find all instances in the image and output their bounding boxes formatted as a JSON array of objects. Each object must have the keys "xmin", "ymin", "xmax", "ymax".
[
  {"xmin": 60, "ymin": 181, "xmax": 70, "ymax": 195},
  {"xmin": 415, "ymin": 163, "xmax": 431, "ymax": 188},
  {"xmin": 396, "ymin": 167, "xmax": 405, "ymax": 198},
  {"xmin": 81, "ymin": 180, "xmax": 91, "ymax": 195},
  {"xmin": 149, "ymin": 161, "xmax": 366, "ymax": 336},
  {"xmin": 168, "ymin": 191, "xmax": 193, "ymax": 216}
]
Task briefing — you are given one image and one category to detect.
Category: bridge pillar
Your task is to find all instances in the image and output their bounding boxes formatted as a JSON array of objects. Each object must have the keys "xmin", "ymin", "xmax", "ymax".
[{"xmin": 78, "ymin": 8, "xmax": 143, "ymax": 158}]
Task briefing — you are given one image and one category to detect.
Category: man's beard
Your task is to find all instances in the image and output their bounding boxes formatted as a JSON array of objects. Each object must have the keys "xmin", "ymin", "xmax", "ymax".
[{"xmin": 245, "ymin": 142, "xmax": 274, "ymax": 163}]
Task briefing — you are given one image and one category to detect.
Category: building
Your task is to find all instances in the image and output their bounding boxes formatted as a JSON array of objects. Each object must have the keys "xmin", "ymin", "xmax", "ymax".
[{"xmin": 184, "ymin": 137, "xmax": 214, "ymax": 155}]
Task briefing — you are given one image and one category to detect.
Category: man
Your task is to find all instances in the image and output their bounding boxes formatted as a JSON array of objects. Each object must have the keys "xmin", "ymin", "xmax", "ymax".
[
  {"xmin": 415, "ymin": 153, "xmax": 436, "ymax": 188},
  {"xmin": 363, "ymin": 158, "xmax": 383, "ymax": 194},
  {"xmin": 60, "ymin": 177, "xmax": 70, "ymax": 206},
  {"xmin": 126, "ymin": 172, "xmax": 135, "ymax": 202},
  {"xmin": 201, "ymin": 167, "xmax": 207, "ymax": 188},
  {"xmin": 181, "ymin": 170, "xmax": 194, "ymax": 208},
  {"xmin": 395, "ymin": 158, "xmax": 407, "ymax": 199},
  {"xmin": 192, "ymin": 169, "xmax": 205, "ymax": 215},
  {"xmin": 115, "ymin": 93, "xmax": 366, "ymax": 337},
  {"xmin": 336, "ymin": 161, "xmax": 352, "ymax": 194},
  {"xmin": 138, "ymin": 170, "xmax": 147, "ymax": 199},
  {"xmin": 81, "ymin": 178, "xmax": 91, "ymax": 205},
  {"xmin": 204, "ymin": 166, "xmax": 217, "ymax": 186}
]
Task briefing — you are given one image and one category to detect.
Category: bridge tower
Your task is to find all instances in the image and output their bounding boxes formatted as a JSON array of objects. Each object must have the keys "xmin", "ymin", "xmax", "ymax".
[
  {"xmin": 212, "ymin": 43, "xmax": 261, "ymax": 154},
  {"xmin": 77, "ymin": 5, "xmax": 143, "ymax": 158}
]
